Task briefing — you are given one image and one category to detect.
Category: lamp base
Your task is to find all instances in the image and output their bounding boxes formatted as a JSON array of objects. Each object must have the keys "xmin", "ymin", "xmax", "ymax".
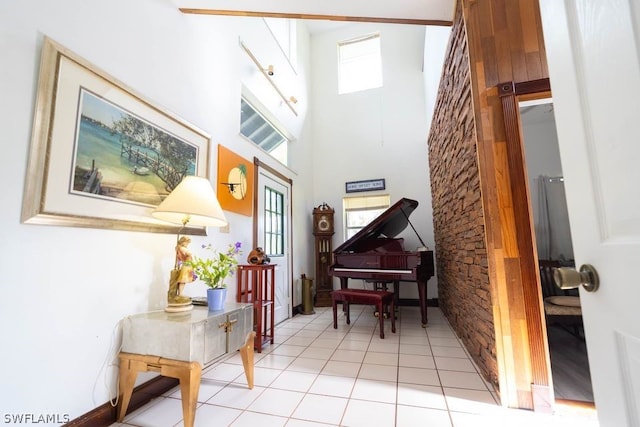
[{"xmin": 165, "ymin": 301, "xmax": 193, "ymax": 313}]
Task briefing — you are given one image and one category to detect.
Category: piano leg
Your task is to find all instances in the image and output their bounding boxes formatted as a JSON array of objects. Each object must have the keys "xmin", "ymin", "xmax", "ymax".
[
  {"xmin": 393, "ymin": 281, "xmax": 399, "ymax": 316},
  {"xmin": 418, "ymin": 280, "xmax": 428, "ymax": 327},
  {"xmin": 339, "ymin": 277, "xmax": 349, "ymax": 313}
]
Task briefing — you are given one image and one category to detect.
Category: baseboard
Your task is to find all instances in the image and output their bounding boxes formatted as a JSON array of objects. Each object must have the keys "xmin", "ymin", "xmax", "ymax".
[
  {"xmin": 292, "ymin": 303, "xmax": 303, "ymax": 316},
  {"xmin": 397, "ymin": 298, "xmax": 439, "ymax": 307},
  {"xmin": 64, "ymin": 376, "xmax": 178, "ymax": 427}
]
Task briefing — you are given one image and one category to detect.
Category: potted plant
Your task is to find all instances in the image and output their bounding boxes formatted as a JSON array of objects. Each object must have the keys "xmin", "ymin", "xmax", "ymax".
[{"xmin": 187, "ymin": 242, "xmax": 242, "ymax": 310}]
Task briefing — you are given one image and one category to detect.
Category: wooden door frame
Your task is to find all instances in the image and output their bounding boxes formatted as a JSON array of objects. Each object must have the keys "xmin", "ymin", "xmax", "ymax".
[
  {"xmin": 498, "ymin": 78, "xmax": 554, "ymax": 410},
  {"xmin": 252, "ymin": 157, "xmax": 294, "ymax": 316},
  {"xmin": 252, "ymin": 158, "xmax": 293, "ymax": 245}
]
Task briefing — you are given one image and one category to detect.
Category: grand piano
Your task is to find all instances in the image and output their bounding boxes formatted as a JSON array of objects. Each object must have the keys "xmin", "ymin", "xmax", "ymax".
[{"xmin": 328, "ymin": 198, "xmax": 435, "ymax": 326}]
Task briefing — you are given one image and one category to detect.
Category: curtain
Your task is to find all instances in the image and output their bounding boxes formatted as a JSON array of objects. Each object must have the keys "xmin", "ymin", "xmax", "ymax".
[{"xmin": 535, "ymin": 175, "xmax": 574, "ymax": 261}]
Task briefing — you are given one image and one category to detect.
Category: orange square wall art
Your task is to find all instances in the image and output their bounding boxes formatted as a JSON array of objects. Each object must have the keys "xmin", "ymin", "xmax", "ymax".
[{"xmin": 216, "ymin": 145, "xmax": 254, "ymax": 216}]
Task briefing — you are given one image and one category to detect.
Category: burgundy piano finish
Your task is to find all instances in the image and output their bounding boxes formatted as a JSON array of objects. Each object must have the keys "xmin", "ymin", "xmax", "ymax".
[{"xmin": 328, "ymin": 198, "xmax": 435, "ymax": 326}]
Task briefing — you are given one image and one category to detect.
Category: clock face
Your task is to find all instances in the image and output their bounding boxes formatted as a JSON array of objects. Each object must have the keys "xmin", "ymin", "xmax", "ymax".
[
  {"xmin": 313, "ymin": 205, "xmax": 334, "ymax": 235},
  {"xmin": 227, "ymin": 166, "xmax": 247, "ymax": 200},
  {"xmin": 318, "ymin": 216, "xmax": 330, "ymax": 232}
]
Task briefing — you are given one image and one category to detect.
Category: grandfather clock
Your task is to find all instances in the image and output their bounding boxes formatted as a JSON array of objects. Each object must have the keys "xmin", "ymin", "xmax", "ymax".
[{"xmin": 312, "ymin": 203, "xmax": 335, "ymax": 307}]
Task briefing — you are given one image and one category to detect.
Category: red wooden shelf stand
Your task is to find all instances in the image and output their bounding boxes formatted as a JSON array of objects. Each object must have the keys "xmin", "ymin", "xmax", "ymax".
[{"xmin": 236, "ymin": 264, "xmax": 275, "ymax": 352}]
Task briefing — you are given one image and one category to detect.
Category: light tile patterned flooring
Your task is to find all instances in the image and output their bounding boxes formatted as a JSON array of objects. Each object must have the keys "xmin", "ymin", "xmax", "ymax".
[{"xmin": 112, "ymin": 306, "xmax": 599, "ymax": 427}]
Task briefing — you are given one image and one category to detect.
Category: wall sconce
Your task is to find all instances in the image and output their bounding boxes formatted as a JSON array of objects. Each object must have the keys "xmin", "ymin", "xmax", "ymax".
[
  {"xmin": 241, "ymin": 41, "xmax": 297, "ymax": 116},
  {"xmin": 288, "ymin": 96, "xmax": 298, "ymax": 104},
  {"xmin": 221, "ymin": 182, "xmax": 241, "ymax": 193}
]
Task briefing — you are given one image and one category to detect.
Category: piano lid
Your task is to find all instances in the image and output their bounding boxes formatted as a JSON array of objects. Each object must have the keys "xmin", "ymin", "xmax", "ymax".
[{"xmin": 334, "ymin": 198, "xmax": 419, "ymax": 253}]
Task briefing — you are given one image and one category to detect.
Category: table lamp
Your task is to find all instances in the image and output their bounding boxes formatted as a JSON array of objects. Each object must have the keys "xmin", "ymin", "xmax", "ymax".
[{"xmin": 152, "ymin": 176, "xmax": 227, "ymax": 312}]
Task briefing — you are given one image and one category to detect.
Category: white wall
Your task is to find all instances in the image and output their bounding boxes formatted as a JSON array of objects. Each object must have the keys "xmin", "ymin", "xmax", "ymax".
[
  {"xmin": 0, "ymin": 0, "xmax": 313, "ymax": 418},
  {"xmin": 310, "ymin": 23, "xmax": 439, "ymax": 298},
  {"xmin": 521, "ymin": 103, "xmax": 574, "ymax": 260},
  {"xmin": 522, "ymin": 105, "xmax": 563, "ymax": 186},
  {"xmin": 423, "ymin": 26, "xmax": 450, "ymax": 132},
  {"xmin": 521, "ymin": 103, "xmax": 563, "ymax": 223}
]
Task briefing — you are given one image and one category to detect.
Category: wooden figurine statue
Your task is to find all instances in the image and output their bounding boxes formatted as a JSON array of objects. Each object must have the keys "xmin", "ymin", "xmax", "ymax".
[{"xmin": 166, "ymin": 236, "xmax": 195, "ymax": 312}]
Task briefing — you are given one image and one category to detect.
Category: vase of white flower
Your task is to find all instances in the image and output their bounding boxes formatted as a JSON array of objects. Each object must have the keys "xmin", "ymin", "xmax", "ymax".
[{"xmin": 187, "ymin": 242, "xmax": 242, "ymax": 311}]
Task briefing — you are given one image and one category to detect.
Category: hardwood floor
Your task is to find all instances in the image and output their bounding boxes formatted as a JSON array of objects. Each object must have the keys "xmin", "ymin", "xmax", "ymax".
[{"xmin": 547, "ymin": 324, "xmax": 594, "ymax": 402}]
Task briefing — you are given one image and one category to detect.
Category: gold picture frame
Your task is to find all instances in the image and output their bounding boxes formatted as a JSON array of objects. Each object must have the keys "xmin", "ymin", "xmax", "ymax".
[{"xmin": 22, "ymin": 37, "xmax": 210, "ymax": 235}]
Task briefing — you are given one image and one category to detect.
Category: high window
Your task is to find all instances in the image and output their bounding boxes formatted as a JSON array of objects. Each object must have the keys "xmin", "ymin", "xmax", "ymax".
[
  {"xmin": 338, "ymin": 33, "xmax": 383, "ymax": 94},
  {"xmin": 343, "ymin": 195, "xmax": 390, "ymax": 240},
  {"xmin": 240, "ymin": 98, "xmax": 288, "ymax": 165}
]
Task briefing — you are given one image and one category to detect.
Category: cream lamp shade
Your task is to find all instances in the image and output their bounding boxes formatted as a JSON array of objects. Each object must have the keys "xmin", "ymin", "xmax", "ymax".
[{"xmin": 151, "ymin": 176, "xmax": 227, "ymax": 227}]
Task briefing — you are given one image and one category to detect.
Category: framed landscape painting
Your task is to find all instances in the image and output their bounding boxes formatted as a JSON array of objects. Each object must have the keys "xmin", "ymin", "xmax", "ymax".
[{"xmin": 22, "ymin": 37, "xmax": 211, "ymax": 234}]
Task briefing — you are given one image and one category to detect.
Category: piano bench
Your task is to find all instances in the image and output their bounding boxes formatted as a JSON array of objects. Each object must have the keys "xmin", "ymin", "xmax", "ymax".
[{"xmin": 331, "ymin": 289, "xmax": 396, "ymax": 338}]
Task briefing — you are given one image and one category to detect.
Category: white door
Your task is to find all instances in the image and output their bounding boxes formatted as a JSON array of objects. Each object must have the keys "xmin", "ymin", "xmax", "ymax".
[
  {"xmin": 540, "ymin": 1, "xmax": 640, "ymax": 425},
  {"xmin": 257, "ymin": 169, "xmax": 291, "ymax": 324}
]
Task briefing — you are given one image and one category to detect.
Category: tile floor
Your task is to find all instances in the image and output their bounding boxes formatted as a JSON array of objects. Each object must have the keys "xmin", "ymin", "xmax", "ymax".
[{"xmin": 112, "ymin": 306, "xmax": 599, "ymax": 427}]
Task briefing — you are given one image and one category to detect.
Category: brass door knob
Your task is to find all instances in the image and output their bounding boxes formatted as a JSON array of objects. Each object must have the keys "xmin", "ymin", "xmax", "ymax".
[{"xmin": 553, "ymin": 264, "xmax": 599, "ymax": 292}]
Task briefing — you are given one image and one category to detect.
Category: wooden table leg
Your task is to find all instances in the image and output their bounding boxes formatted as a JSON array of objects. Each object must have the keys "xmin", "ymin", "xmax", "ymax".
[
  {"xmin": 117, "ymin": 353, "xmax": 201, "ymax": 427},
  {"xmin": 160, "ymin": 359, "xmax": 201, "ymax": 427},
  {"xmin": 240, "ymin": 331, "xmax": 256, "ymax": 389},
  {"xmin": 117, "ymin": 354, "xmax": 143, "ymax": 422},
  {"xmin": 181, "ymin": 365, "xmax": 201, "ymax": 427}
]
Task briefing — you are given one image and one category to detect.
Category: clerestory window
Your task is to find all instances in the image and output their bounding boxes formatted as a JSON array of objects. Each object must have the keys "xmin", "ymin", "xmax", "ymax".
[
  {"xmin": 240, "ymin": 98, "xmax": 288, "ymax": 165},
  {"xmin": 338, "ymin": 33, "xmax": 383, "ymax": 95}
]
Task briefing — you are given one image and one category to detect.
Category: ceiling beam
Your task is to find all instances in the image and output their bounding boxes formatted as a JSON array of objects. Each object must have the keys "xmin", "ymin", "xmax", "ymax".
[{"xmin": 179, "ymin": 8, "xmax": 453, "ymax": 27}]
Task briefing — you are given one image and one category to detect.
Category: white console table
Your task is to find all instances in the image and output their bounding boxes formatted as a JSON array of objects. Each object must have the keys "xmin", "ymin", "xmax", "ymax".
[{"xmin": 118, "ymin": 303, "xmax": 255, "ymax": 427}]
